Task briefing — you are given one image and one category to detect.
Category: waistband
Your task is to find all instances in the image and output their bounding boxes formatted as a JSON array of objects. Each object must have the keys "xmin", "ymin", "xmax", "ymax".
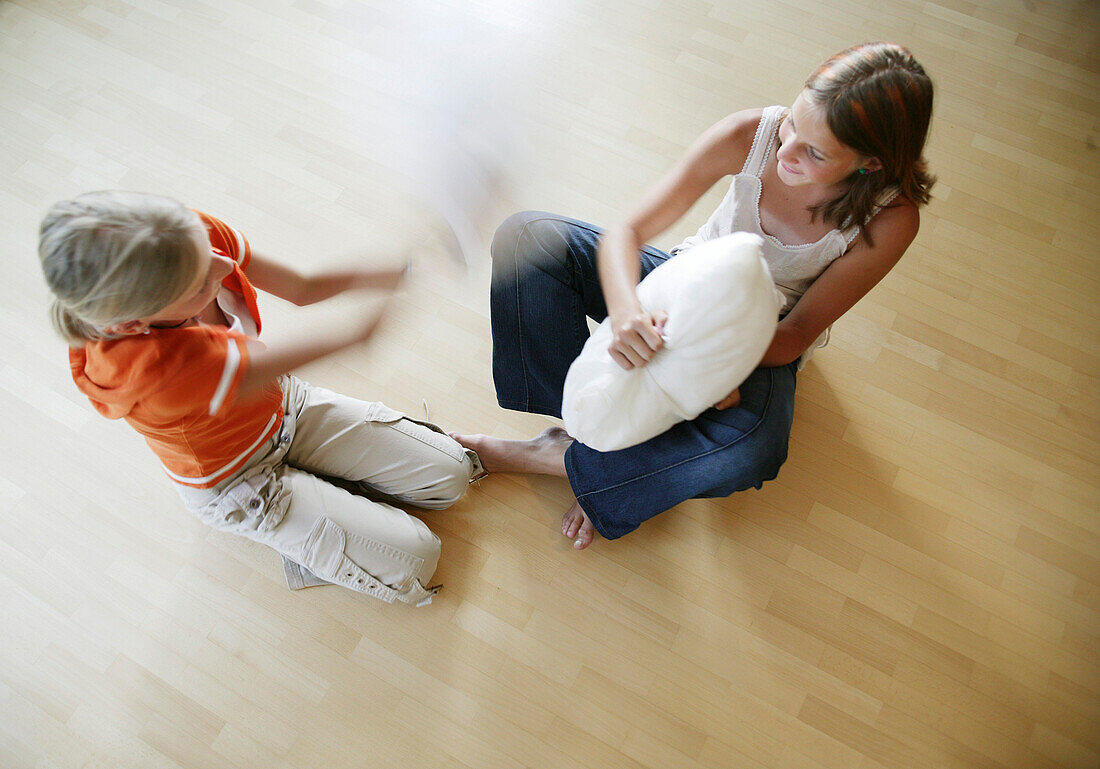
[{"xmin": 174, "ymin": 374, "xmax": 302, "ymax": 509}]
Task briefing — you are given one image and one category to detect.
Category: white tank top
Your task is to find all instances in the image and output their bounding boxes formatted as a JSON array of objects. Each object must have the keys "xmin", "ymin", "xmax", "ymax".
[{"xmin": 671, "ymin": 105, "xmax": 897, "ymax": 364}]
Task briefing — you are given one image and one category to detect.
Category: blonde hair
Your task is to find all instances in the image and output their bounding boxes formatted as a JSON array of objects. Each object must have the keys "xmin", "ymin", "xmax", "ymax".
[{"xmin": 38, "ymin": 191, "xmax": 206, "ymax": 346}]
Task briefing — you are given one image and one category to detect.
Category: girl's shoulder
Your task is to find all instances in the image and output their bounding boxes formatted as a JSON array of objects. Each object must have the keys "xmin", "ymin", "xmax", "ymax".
[
  {"xmin": 697, "ymin": 108, "xmax": 768, "ymax": 178},
  {"xmin": 84, "ymin": 326, "xmax": 246, "ymax": 419},
  {"xmin": 84, "ymin": 325, "xmax": 236, "ymax": 384},
  {"xmin": 865, "ymin": 193, "xmax": 920, "ymax": 244},
  {"xmin": 715, "ymin": 108, "xmax": 766, "ymax": 150}
]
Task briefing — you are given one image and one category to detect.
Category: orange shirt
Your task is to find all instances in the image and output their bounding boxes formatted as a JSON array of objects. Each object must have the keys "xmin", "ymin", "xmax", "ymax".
[{"xmin": 69, "ymin": 211, "xmax": 284, "ymax": 489}]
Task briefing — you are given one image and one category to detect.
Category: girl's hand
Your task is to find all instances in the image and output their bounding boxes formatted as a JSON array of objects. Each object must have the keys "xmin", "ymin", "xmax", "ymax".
[
  {"xmin": 347, "ymin": 264, "xmax": 407, "ymax": 344},
  {"xmin": 241, "ymin": 295, "xmax": 395, "ymax": 397},
  {"xmin": 714, "ymin": 387, "xmax": 741, "ymax": 410},
  {"xmin": 349, "ymin": 296, "xmax": 393, "ymax": 344},
  {"xmin": 244, "ymin": 252, "xmax": 410, "ymax": 306},
  {"xmin": 352, "ymin": 259, "xmax": 411, "ymax": 293},
  {"xmin": 608, "ymin": 309, "xmax": 667, "ymax": 370}
]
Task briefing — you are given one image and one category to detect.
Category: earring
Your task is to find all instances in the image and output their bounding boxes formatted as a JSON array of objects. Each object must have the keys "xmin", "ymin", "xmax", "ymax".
[{"xmin": 858, "ymin": 167, "xmax": 868, "ymax": 175}]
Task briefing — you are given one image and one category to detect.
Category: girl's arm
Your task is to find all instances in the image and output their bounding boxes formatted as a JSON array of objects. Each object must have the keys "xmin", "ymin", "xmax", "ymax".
[
  {"xmin": 759, "ymin": 200, "xmax": 920, "ymax": 367},
  {"xmin": 601, "ymin": 109, "xmax": 761, "ymax": 370},
  {"xmin": 713, "ymin": 201, "xmax": 918, "ymax": 410},
  {"xmin": 243, "ymin": 251, "xmax": 408, "ymax": 306},
  {"xmin": 237, "ymin": 295, "xmax": 393, "ymax": 397}
]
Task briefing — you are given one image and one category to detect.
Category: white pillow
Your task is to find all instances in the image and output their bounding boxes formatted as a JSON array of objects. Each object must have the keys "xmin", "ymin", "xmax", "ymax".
[{"xmin": 561, "ymin": 232, "xmax": 779, "ymax": 452}]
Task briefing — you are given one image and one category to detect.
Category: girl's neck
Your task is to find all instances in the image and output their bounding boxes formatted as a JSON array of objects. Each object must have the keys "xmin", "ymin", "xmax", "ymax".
[
  {"xmin": 195, "ymin": 299, "xmax": 228, "ymax": 328},
  {"xmin": 151, "ymin": 317, "xmax": 192, "ymax": 329}
]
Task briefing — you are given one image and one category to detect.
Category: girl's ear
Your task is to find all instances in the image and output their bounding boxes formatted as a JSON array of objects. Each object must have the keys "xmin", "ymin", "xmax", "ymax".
[
  {"xmin": 862, "ymin": 157, "xmax": 883, "ymax": 173},
  {"xmin": 102, "ymin": 319, "xmax": 150, "ymax": 336}
]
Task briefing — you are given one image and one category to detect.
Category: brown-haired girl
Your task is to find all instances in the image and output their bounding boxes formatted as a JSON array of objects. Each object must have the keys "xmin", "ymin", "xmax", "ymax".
[{"xmin": 454, "ymin": 42, "xmax": 935, "ymax": 549}]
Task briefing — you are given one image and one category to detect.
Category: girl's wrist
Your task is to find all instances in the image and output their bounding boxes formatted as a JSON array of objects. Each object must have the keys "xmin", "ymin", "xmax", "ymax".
[{"xmin": 606, "ymin": 292, "xmax": 643, "ymax": 323}]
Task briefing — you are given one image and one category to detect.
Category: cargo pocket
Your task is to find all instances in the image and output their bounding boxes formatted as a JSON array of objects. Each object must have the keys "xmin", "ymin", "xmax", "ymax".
[
  {"xmin": 367, "ymin": 403, "xmax": 466, "ymax": 463},
  {"xmin": 366, "ymin": 403, "xmax": 485, "ymax": 485},
  {"xmin": 299, "ymin": 516, "xmax": 441, "ymax": 607},
  {"xmin": 205, "ymin": 471, "xmax": 291, "ymax": 533}
]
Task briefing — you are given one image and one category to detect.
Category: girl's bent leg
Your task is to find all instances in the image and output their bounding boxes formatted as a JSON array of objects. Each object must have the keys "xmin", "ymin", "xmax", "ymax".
[
  {"xmin": 275, "ymin": 467, "xmax": 442, "ymax": 603},
  {"xmin": 285, "ymin": 377, "xmax": 476, "ymax": 509},
  {"xmin": 490, "ymin": 212, "xmax": 604, "ymax": 417},
  {"xmin": 187, "ymin": 464, "xmax": 443, "ymax": 605},
  {"xmin": 489, "ymin": 211, "xmax": 671, "ymax": 417},
  {"xmin": 565, "ymin": 362, "xmax": 798, "ymax": 540}
]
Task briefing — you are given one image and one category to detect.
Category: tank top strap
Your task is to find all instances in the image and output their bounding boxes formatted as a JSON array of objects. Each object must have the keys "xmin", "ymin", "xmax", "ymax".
[
  {"xmin": 841, "ymin": 186, "xmax": 902, "ymax": 245},
  {"xmin": 741, "ymin": 105, "xmax": 788, "ymax": 177}
]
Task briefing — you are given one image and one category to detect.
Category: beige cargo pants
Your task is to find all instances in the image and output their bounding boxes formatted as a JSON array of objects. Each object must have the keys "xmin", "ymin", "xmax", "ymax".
[{"xmin": 176, "ymin": 375, "xmax": 482, "ymax": 606}]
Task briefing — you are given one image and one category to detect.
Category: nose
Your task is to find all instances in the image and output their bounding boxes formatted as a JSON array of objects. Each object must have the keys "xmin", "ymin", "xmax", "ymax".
[{"xmin": 776, "ymin": 141, "xmax": 796, "ymax": 167}]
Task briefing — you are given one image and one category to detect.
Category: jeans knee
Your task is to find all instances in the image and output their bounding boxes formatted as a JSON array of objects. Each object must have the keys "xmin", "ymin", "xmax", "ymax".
[
  {"xmin": 703, "ymin": 438, "xmax": 789, "ymax": 498},
  {"xmin": 491, "ymin": 211, "xmax": 567, "ymax": 272},
  {"xmin": 494, "ymin": 210, "xmax": 534, "ymax": 241},
  {"xmin": 492, "ymin": 211, "xmax": 536, "ymax": 262}
]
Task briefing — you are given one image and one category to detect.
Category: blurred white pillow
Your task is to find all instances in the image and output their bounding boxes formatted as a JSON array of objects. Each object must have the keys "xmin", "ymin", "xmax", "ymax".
[{"xmin": 562, "ymin": 232, "xmax": 779, "ymax": 451}]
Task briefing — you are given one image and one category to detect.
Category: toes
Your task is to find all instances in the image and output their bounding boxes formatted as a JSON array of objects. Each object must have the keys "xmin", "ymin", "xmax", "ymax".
[
  {"xmin": 449, "ymin": 432, "xmax": 484, "ymax": 453},
  {"xmin": 573, "ymin": 519, "xmax": 595, "ymax": 550},
  {"xmin": 562, "ymin": 507, "xmax": 581, "ymax": 538},
  {"xmin": 447, "ymin": 431, "xmax": 470, "ymax": 446},
  {"xmin": 562, "ymin": 502, "xmax": 595, "ymax": 550}
]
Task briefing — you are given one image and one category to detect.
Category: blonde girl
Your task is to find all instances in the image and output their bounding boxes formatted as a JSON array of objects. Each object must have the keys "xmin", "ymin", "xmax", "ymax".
[{"xmin": 41, "ymin": 191, "xmax": 482, "ymax": 606}]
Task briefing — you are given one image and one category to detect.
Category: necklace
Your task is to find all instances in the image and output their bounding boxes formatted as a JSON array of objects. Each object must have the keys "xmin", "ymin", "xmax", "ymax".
[{"xmin": 151, "ymin": 317, "xmax": 192, "ymax": 329}]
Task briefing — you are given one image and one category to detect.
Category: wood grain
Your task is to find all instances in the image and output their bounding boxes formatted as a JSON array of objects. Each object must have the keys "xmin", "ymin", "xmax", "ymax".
[{"xmin": 1, "ymin": 1, "xmax": 1097, "ymax": 767}]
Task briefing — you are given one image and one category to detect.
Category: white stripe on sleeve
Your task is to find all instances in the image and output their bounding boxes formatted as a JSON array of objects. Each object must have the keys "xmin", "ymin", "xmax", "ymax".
[
  {"xmin": 232, "ymin": 227, "xmax": 247, "ymax": 264},
  {"xmin": 209, "ymin": 338, "xmax": 241, "ymax": 416}
]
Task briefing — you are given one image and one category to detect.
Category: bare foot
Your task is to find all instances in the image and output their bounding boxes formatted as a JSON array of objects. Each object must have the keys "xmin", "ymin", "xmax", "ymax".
[
  {"xmin": 561, "ymin": 500, "xmax": 597, "ymax": 550},
  {"xmin": 449, "ymin": 426, "xmax": 572, "ymax": 477}
]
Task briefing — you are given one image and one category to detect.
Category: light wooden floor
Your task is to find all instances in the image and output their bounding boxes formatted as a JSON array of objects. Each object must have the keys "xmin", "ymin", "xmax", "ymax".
[{"xmin": 2, "ymin": 1, "xmax": 1098, "ymax": 767}]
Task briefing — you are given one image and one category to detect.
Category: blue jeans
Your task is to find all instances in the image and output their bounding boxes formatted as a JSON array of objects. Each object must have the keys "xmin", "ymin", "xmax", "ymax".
[{"xmin": 490, "ymin": 211, "xmax": 797, "ymax": 540}]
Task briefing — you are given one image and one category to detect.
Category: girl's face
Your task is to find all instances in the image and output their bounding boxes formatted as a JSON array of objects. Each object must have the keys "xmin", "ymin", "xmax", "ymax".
[
  {"xmin": 146, "ymin": 229, "xmax": 235, "ymax": 327},
  {"xmin": 775, "ymin": 90, "xmax": 880, "ymax": 189}
]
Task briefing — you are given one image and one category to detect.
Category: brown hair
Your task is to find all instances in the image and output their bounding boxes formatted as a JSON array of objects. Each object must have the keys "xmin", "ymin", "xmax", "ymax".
[{"xmin": 804, "ymin": 42, "xmax": 935, "ymax": 244}]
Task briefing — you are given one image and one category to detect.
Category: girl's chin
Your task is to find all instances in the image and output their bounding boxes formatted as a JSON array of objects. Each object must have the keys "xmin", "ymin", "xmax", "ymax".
[{"xmin": 778, "ymin": 169, "xmax": 808, "ymax": 186}]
